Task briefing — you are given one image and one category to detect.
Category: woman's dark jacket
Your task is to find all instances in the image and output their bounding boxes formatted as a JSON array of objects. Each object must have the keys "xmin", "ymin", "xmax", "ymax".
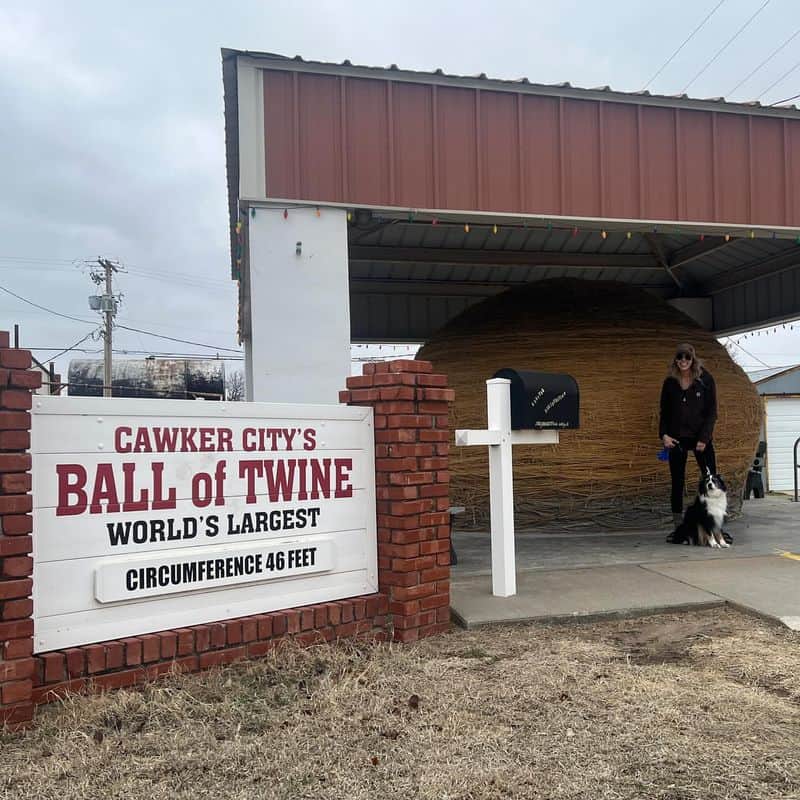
[{"xmin": 659, "ymin": 369, "xmax": 717, "ymax": 443}]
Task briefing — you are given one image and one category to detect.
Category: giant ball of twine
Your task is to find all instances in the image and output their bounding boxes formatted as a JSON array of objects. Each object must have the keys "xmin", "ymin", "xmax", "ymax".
[{"xmin": 417, "ymin": 279, "xmax": 762, "ymax": 529}]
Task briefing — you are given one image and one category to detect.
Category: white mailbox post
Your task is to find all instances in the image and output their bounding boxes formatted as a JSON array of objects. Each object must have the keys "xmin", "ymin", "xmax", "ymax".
[{"xmin": 455, "ymin": 378, "xmax": 558, "ymax": 598}]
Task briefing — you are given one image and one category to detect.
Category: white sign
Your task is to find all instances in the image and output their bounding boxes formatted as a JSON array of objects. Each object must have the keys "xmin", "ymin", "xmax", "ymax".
[
  {"xmin": 31, "ymin": 396, "xmax": 377, "ymax": 652},
  {"xmin": 94, "ymin": 539, "xmax": 334, "ymax": 602}
]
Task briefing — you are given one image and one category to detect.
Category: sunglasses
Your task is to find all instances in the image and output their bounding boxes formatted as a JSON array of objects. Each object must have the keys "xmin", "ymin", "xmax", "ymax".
[{"xmin": 675, "ymin": 352, "xmax": 693, "ymax": 361}]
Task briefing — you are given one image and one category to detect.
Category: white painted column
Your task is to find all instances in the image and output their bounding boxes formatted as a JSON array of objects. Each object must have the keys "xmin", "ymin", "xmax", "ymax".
[
  {"xmin": 487, "ymin": 379, "xmax": 516, "ymax": 597},
  {"xmin": 245, "ymin": 205, "xmax": 351, "ymax": 404},
  {"xmin": 236, "ymin": 62, "xmax": 265, "ymax": 200}
]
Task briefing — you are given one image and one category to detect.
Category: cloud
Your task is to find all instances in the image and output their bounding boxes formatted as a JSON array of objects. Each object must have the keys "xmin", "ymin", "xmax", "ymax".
[
  {"xmin": 0, "ymin": 8, "xmax": 119, "ymax": 100},
  {"xmin": 1, "ymin": 0, "xmax": 797, "ymax": 382}
]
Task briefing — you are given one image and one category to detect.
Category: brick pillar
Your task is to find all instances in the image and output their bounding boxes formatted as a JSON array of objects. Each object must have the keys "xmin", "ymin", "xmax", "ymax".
[
  {"xmin": 340, "ymin": 360, "xmax": 453, "ymax": 643},
  {"xmin": 0, "ymin": 332, "xmax": 38, "ymax": 726}
]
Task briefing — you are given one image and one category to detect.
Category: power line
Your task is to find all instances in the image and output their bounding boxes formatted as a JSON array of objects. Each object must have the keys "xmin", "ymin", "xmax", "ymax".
[
  {"xmin": 724, "ymin": 337, "xmax": 771, "ymax": 368},
  {"xmin": 769, "ymin": 90, "xmax": 800, "ymax": 106},
  {"xmin": 758, "ymin": 56, "xmax": 800, "ymax": 99},
  {"xmin": 0, "ymin": 262, "xmax": 230, "ymax": 290},
  {"xmin": 45, "ymin": 330, "xmax": 102, "ymax": 362},
  {"xmin": 352, "ymin": 351, "xmax": 420, "ymax": 362},
  {"xmin": 681, "ymin": 0, "xmax": 772, "ymax": 94},
  {"xmin": 120, "ymin": 266, "xmax": 231, "ymax": 291},
  {"xmin": 113, "ymin": 323, "xmax": 241, "ymax": 353},
  {"xmin": 34, "ymin": 345, "xmax": 417, "ymax": 364},
  {"xmin": 113, "ymin": 312, "xmax": 234, "ymax": 339},
  {"xmin": 641, "ymin": 0, "xmax": 728, "ymax": 91},
  {"xmin": 28, "ymin": 346, "xmax": 244, "ymax": 360},
  {"xmin": 1, "ymin": 282, "xmax": 241, "ymax": 354},
  {"xmin": 0, "ymin": 284, "xmax": 96, "ymax": 325},
  {"xmin": 27, "ymin": 347, "xmax": 101, "ymax": 352},
  {"xmin": 0, "ymin": 264, "xmax": 71, "ymax": 274},
  {"xmin": 0, "ymin": 255, "xmax": 77, "ymax": 264},
  {"xmin": 727, "ymin": 26, "xmax": 800, "ymax": 97},
  {"xmin": 111, "ymin": 351, "xmax": 243, "ymax": 360},
  {"xmin": 0, "ymin": 256, "xmax": 232, "ymax": 291},
  {"xmin": 0, "ymin": 301, "xmax": 236, "ymax": 340}
]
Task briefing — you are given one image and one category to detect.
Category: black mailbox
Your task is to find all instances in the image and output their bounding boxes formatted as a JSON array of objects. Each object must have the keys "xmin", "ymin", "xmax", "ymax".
[{"xmin": 492, "ymin": 368, "xmax": 579, "ymax": 430}]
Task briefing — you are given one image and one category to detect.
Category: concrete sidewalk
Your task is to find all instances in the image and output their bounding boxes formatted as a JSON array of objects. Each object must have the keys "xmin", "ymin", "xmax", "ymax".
[{"xmin": 450, "ymin": 495, "xmax": 800, "ymax": 630}]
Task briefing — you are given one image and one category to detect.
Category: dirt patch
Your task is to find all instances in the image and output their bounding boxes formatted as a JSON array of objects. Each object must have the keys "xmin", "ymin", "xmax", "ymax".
[
  {"xmin": 570, "ymin": 612, "xmax": 740, "ymax": 665},
  {"xmin": 2, "ymin": 607, "xmax": 800, "ymax": 800}
]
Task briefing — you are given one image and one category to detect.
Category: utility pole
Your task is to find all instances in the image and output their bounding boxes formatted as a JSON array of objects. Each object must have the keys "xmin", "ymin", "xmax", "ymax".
[
  {"xmin": 87, "ymin": 258, "xmax": 121, "ymax": 398},
  {"xmin": 103, "ymin": 259, "xmax": 113, "ymax": 397}
]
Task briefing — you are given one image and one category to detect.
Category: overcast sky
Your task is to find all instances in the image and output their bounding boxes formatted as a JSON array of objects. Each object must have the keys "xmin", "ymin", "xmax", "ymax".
[{"xmin": 2, "ymin": 0, "xmax": 800, "ymax": 384}]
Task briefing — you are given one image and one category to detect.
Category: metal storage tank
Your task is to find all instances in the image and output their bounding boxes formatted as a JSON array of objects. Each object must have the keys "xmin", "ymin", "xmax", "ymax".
[{"xmin": 67, "ymin": 358, "xmax": 225, "ymax": 400}]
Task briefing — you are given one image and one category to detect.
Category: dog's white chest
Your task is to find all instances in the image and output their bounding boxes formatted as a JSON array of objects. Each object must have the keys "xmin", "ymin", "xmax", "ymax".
[{"xmin": 702, "ymin": 493, "xmax": 727, "ymax": 529}]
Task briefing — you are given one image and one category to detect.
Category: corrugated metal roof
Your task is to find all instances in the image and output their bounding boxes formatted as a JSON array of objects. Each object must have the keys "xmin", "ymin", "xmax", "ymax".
[
  {"xmin": 345, "ymin": 217, "xmax": 800, "ymax": 338},
  {"xmin": 347, "ymin": 217, "xmax": 792, "ymax": 282},
  {"xmin": 751, "ymin": 365, "xmax": 800, "ymax": 383},
  {"xmin": 681, "ymin": 238, "xmax": 798, "ymax": 286},
  {"xmin": 229, "ymin": 49, "xmax": 800, "ymax": 117}
]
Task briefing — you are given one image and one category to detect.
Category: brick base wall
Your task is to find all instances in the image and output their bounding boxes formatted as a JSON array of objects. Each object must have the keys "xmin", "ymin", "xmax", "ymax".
[
  {"xmin": 32, "ymin": 595, "xmax": 388, "ymax": 704},
  {"xmin": 0, "ymin": 339, "xmax": 452, "ymax": 727}
]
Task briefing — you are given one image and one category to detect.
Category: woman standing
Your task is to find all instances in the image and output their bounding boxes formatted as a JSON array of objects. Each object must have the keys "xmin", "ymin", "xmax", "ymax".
[{"xmin": 659, "ymin": 343, "xmax": 718, "ymax": 528}]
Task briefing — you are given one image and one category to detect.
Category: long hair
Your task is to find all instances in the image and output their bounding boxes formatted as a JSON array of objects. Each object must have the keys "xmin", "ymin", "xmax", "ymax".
[{"xmin": 668, "ymin": 342, "xmax": 703, "ymax": 380}]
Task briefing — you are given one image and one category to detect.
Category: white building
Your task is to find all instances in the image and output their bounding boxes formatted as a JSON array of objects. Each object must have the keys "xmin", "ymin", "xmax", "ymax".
[{"xmin": 752, "ymin": 365, "xmax": 800, "ymax": 492}]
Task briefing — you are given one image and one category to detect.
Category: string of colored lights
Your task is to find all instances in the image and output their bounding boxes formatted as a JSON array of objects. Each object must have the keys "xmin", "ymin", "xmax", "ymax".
[
  {"xmin": 728, "ymin": 320, "xmax": 798, "ymax": 340},
  {"xmin": 241, "ymin": 205, "xmax": 800, "ymax": 245},
  {"xmin": 241, "ymin": 205, "xmax": 800, "ymax": 247}
]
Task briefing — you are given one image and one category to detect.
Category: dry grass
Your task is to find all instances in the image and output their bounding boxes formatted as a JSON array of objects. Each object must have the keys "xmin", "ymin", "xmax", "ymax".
[{"xmin": 3, "ymin": 608, "xmax": 800, "ymax": 799}]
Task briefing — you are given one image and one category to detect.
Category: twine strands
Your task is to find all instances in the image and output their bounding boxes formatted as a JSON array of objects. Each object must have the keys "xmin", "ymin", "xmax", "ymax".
[{"xmin": 417, "ymin": 280, "xmax": 763, "ymax": 529}]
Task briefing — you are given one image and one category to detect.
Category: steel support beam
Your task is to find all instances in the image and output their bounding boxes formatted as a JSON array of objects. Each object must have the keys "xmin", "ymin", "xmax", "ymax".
[
  {"xmin": 644, "ymin": 233, "xmax": 683, "ymax": 289},
  {"xmin": 349, "ymin": 245, "xmax": 657, "ymax": 269},
  {"xmin": 707, "ymin": 245, "xmax": 800, "ymax": 293},
  {"xmin": 668, "ymin": 236, "xmax": 737, "ymax": 269}
]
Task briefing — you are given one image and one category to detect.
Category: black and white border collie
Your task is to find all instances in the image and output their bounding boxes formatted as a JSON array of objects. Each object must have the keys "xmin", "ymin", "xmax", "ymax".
[{"xmin": 667, "ymin": 469, "xmax": 729, "ymax": 548}]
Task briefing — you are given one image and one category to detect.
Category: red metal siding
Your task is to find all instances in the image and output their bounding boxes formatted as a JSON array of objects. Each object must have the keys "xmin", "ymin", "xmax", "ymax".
[
  {"xmin": 640, "ymin": 107, "xmax": 678, "ymax": 220},
  {"xmin": 716, "ymin": 114, "xmax": 750, "ymax": 224},
  {"xmin": 261, "ymin": 68, "xmax": 800, "ymax": 227},
  {"xmin": 520, "ymin": 95, "xmax": 560, "ymax": 214},
  {"xmin": 262, "ymin": 71, "xmax": 295, "ymax": 198},
  {"xmin": 788, "ymin": 120, "xmax": 800, "ymax": 226},
  {"xmin": 345, "ymin": 78, "xmax": 390, "ymax": 206},
  {"xmin": 480, "ymin": 91, "xmax": 519, "ymax": 211},
  {"xmin": 437, "ymin": 87, "xmax": 478, "ymax": 209},
  {"xmin": 602, "ymin": 103, "xmax": 639, "ymax": 219},
  {"xmin": 393, "ymin": 83, "xmax": 435, "ymax": 208},
  {"xmin": 680, "ymin": 110, "xmax": 714, "ymax": 222},
  {"xmin": 298, "ymin": 74, "xmax": 341, "ymax": 201},
  {"xmin": 751, "ymin": 117, "xmax": 785, "ymax": 225},
  {"xmin": 562, "ymin": 99, "xmax": 601, "ymax": 217}
]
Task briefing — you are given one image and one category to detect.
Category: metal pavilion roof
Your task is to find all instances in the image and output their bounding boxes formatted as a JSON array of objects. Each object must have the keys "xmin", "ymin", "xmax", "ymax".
[
  {"xmin": 223, "ymin": 49, "xmax": 800, "ymax": 341},
  {"xmin": 347, "ymin": 216, "xmax": 797, "ymax": 293},
  {"xmin": 345, "ymin": 215, "xmax": 800, "ymax": 340},
  {"xmin": 231, "ymin": 50, "xmax": 800, "ymax": 117}
]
